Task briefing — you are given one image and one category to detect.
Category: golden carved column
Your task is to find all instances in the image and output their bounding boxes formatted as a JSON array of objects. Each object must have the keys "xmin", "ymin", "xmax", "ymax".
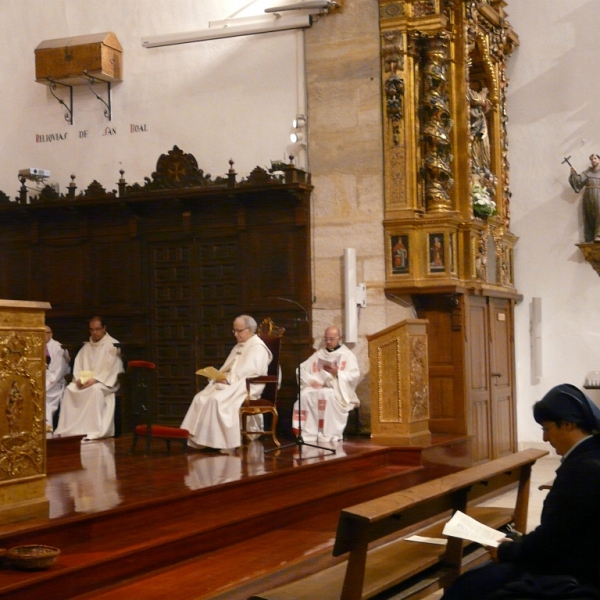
[
  {"xmin": 0, "ymin": 299, "xmax": 50, "ymax": 525},
  {"xmin": 421, "ymin": 32, "xmax": 454, "ymax": 213},
  {"xmin": 367, "ymin": 319, "xmax": 430, "ymax": 441}
]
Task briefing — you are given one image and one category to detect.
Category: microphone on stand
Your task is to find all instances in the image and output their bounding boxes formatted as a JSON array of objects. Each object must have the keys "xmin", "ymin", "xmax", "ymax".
[{"xmin": 274, "ymin": 297, "xmax": 309, "ymax": 322}]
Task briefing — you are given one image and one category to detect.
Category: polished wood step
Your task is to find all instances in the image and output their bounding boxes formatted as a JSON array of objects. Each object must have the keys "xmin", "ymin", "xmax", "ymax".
[{"xmin": 0, "ymin": 435, "xmax": 471, "ymax": 600}]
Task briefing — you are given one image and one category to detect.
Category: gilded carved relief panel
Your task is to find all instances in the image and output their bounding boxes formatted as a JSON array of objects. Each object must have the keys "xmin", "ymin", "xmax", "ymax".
[
  {"xmin": 0, "ymin": 331, "xmax": 45, "ymax": 480},
  {"xmin": 409, "ymin": 335, "xmax": 429, "ymax": 421},
  {"xmin": 377, "ymin": 338, "xmax": 402, "ymax": 423}
]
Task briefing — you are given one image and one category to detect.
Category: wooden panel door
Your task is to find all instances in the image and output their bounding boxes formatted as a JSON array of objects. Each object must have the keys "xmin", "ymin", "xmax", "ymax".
[
  {"xmin": 416, "ymin": 295, "xmax": 465, "ymax": 435},
  {"xmin": 488, "ymin": 297, "xmax": 516, "ymax": 457},
  {"xmin": 417, "ymin": 292, "xmax": 516, "ymax": 463},
  {"xmin": 465, "ymin": 295, "xmax": 492, "ymax": 464}
]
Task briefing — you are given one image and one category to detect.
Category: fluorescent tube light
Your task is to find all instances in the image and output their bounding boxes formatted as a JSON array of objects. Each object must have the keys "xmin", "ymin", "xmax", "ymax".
[
  {"xmin": 265, "ymin": 1, "xmax": 338, "ymax": 14},
  {"xmin": 142, "ymin": 14, "xmax": 311, "ymax": 48}
]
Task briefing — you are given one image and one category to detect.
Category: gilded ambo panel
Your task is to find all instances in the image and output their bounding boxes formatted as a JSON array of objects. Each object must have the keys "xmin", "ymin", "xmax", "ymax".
[{"xmin": 377, "ymin": 338, "xmax": 402, "ymax": 423}]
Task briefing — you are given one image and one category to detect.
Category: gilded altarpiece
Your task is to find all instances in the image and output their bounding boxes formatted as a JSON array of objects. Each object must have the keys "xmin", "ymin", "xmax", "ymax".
[
  {"xmin": 0, "ymin": 300, "xmax": 49, "ymax": 524},
  {"xmin": 379, "ymin": 0, "xmax": 518, "ymax": 289},
  {"xmin": 377, "ymin": 0, "xmax": 519, "ymax": 460}
]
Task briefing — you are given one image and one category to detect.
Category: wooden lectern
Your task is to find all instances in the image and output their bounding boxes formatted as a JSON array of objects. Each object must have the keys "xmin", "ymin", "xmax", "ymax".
[
  {"xmin": 0, "ymin": 299, "xmax": 50, "ymax": 524},
  {"xmin": 368, "ymin": 319, "xmax": 430, "ymax": 442}
]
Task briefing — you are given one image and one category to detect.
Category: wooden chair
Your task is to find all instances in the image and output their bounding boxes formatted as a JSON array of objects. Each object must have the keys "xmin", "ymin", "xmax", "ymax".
[
  {"xmin": 128, "ymin": 360, "xmax": 189, "ymax": 454},
  {"xmin": 239, "ymin": 318, "xmax": 285, "ymax": 447}
]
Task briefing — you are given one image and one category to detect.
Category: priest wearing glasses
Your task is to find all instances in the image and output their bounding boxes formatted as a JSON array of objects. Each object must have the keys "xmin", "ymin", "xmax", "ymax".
[{"xmin": 181, "ymin": 315, "xmax": 272, "ymax": 451}]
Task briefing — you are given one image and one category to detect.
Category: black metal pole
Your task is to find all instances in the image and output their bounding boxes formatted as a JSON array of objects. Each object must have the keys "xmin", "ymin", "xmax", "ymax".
[{"xmin": 265, "ymin": 297, "xmax": 335, "ymax": 455}]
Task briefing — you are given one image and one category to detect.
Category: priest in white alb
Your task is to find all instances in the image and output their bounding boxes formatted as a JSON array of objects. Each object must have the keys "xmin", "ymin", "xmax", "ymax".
[
  {"xmin": 45, "ymin": 325, "xmax": 70, "ymax": 431},
  {"xmin": 55, "ymin": 317, "xmax": 123, "ymax": 441},
  {"xmin": 181, "ymin": 315, "xmax": 272, "ymax": 451},
  {"xmin": 292, "ymin": 325, "xmax": 360, "ymax": 442}
]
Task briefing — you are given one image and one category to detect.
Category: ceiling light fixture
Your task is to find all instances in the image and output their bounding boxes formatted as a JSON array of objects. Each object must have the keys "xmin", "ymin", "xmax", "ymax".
[
  {"xmin": 265, "ymin": 1, "xmax": 339, "ymax": 15},
  {"xmin": 142, "ymin": 14, "xmax": 312, "ymax": 48}
]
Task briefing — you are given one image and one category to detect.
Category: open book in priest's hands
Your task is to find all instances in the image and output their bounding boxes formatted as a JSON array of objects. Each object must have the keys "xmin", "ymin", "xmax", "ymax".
[
  {"xmin": 441, "ymin": 510, "xmax": 508, "ymax": 547},
  {"xmin": 317, "ymin": 357, "xmax": 340, "ymax": 371},
  {"xmin": 195, "ymin": 366, "xmax": 227, "ymax": 382},
  {"xmin": 79, "ymin": 370, "xmax": 94, "ymax": 384}
]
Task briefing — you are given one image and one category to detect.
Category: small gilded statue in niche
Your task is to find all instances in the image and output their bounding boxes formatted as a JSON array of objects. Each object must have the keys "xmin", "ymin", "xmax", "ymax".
[
  {"xmin": 468, "ymin": 86, "xmax": 492, "ymax": 174},
  {"xmin": 567, "ymin": 154, "xmax": 600, "ymax": 242},
  {"xmin": 468, "ymin": 84, "xmax": 498, "ymax": 219}
]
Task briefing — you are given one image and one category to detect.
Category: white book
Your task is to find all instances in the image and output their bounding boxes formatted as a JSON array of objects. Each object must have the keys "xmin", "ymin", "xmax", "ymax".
[{"xmin": 317, "ymin": 357, "xmax": 339, "ymax": 370}]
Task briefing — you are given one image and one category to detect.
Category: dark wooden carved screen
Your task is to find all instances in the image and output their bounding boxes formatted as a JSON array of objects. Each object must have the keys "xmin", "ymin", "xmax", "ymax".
[{"xmin": 0, "ymin": 147, "xmax": 313, "ymax": 432}]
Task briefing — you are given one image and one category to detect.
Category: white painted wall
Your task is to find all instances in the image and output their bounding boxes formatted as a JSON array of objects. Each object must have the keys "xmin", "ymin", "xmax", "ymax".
[
  {"xmin": 0, "ymin": 0, "xmax": 302, "ymax": 194},
  {"xmin": 506, "ymin": 0, "xmax": 600, "ymax": 444}
]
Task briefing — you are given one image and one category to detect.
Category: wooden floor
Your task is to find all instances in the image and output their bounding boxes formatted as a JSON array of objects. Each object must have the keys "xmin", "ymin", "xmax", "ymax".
[{"xmin": 0, "ymin": 433, "xmax": 472, "ymax": 600}]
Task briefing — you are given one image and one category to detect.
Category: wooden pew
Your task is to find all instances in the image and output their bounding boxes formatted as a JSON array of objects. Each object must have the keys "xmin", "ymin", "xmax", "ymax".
[{"xmin": 251, "ymin": 448, "xmax": 548, "ymax": 600}]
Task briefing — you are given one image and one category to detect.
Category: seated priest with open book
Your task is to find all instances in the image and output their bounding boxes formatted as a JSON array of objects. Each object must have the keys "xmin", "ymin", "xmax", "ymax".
[
  {"xmin": 55, "ymin": 317, "xmax": 123, "ymax": 441},
  {"xmin": 181, "ymin": 315, "xmax": 272, "ymax": 451},
  {"xmin": 292, "ymin": 325, "xmax": 360, "ymax": 443}
]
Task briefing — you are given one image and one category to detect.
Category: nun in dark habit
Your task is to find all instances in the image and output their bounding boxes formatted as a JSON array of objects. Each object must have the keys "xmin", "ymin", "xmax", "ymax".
[{"xmin": 442, "ymin": 384, "xmax": 600, "ymax": 600}]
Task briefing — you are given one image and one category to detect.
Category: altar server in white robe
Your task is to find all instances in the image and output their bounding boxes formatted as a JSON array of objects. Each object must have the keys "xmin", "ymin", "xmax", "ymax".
[
  {"xmin": 181, "ymin": 315, "xmax": 272, "ymax": 450},
  {"xmin": 292, "ymin": 326, "xmax": 360, "ymax": 442},
  {"xmin": 45, "ymin": 325, "xmax": 70, "ymax": 431},
  {"xmin": 55, "ymin": 317, "xmax": 123, "ymax": 441}
]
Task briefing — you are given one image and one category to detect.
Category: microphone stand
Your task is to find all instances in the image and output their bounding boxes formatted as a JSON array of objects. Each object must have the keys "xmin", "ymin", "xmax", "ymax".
[{"xmin": 265, "ymin": 297, "xmax": 335, "ymax": 455}]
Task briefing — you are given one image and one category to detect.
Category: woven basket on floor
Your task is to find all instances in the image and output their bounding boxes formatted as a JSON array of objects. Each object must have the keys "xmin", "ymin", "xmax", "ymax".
[{"xmin": 6, "ymin": 545, "xmax": 60, "ymax": 570}]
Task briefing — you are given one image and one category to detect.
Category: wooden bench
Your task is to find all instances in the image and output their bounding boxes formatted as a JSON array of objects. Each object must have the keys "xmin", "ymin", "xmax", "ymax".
[{"xmin": 251, "ymin": 448, "xmax": 548, "ymax": 600}]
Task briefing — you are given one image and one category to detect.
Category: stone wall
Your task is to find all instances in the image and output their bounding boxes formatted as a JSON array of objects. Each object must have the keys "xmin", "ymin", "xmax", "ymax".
[{"xmin": 304, "ymin": 0, "xmax": 415, "ymax": 429}]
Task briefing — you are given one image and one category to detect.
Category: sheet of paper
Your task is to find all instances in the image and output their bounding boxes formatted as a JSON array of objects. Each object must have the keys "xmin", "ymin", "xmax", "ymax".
[
  {"xmin": 404, "ymin": 535, "xmax": 447, "ymax": 546},
  {"xmin": 195, "ymin": 366, "xmax": 227, "ymax": 381},
  {"xmin": 442, "ymin": 510, "xmax": 506, "ymax": 547}
]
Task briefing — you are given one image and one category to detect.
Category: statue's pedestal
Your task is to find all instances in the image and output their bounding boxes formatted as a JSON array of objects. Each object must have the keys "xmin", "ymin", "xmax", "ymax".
[
  {"xmin": 577, "ymin": 242, "xmax": 600, "ymax": 277},
  {"xmin": 368, "ymin": 319, "xmax": 430, "ymax": 441},
  {"xmin": 0, "ymin": 299, "xmax": 51, "ymax": 525}
]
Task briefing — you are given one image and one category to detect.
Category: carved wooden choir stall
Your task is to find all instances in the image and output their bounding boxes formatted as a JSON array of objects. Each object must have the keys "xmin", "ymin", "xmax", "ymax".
[{"xmin": 0, "ymin": 147, "xmax": 312, "ymax": 433}]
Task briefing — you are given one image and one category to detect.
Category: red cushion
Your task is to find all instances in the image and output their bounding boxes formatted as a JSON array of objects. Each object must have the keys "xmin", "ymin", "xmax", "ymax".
[
  {"xmin": 135, "ymin": 425, "xmax": 188, "ymax": 438},
  {"xmin": 128, "ymin": 360, "xmax": 156, "ymax": 370}
]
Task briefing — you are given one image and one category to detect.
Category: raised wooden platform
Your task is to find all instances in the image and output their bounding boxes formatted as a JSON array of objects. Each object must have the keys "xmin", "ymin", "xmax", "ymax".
[{"xmin": 0, "ymin": 434, "xmax": 473, "ymax": 600}]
